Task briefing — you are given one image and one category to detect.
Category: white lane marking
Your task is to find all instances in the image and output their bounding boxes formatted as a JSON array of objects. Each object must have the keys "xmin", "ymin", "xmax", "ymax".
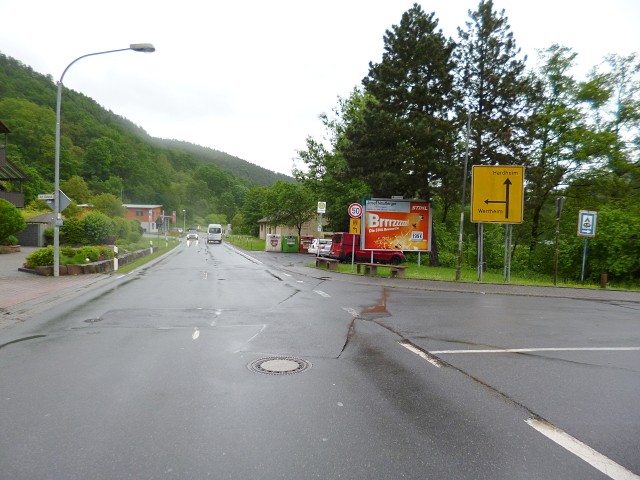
[
  {"xmin": 314, "ymin": 290, "xmax": 331, "ymax": 298},
  {"xmin": 343, "ymin": 307, "xmax": 359, "ymax": 318},
  {"xmin": 526, "ymin": 418, "xmax": 640, "ymax": 480},
  {"xmin": 399, "ymin": 341, "xmax": 444, "ymax": 368},
  {"xmin": 192, "ymin": 328, "xmax": 200, "ymax": 340},
  {"xmin": 245, "ymin": 325, "xmax": 267, "ymax": 344},
  {"xmin": 430, "ymin": 347, "xmax": 640, "ymax": 354}
]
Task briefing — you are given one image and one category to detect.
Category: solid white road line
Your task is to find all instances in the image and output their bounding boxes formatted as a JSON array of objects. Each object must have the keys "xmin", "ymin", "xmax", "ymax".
[
  {"xmin": 431, "ymin": 347, "xmax": 640, "ymax": 354},
  {"xmin": 399, "ymin": 341, "xmax": 445, "ymax": 368},
  {"xmin": 526, "ymin": 417, "xmax": 640, "ymax": 480}
]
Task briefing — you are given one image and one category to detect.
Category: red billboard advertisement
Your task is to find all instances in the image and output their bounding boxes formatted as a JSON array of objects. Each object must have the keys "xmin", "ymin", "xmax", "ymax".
[{"xmin": 363, "ymin": 199, "xmax": 431, "ymax": 251}]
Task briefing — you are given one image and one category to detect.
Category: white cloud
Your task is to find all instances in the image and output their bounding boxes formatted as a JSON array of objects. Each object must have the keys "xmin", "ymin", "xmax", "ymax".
[{"xmin": 1, "ymin": 0, "xmax": 638, "ymax": 175}]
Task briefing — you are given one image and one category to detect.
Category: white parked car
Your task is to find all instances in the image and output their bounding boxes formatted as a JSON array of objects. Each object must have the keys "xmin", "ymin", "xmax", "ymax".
[{"xmin": 308, "ymin": 238, "xmax": 332, "ymax": 256}]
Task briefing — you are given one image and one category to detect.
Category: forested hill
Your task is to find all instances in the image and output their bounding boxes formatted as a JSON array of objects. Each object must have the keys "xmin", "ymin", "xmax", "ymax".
[
  {"xmin": 150, "ymin": 138, "xmax": 292, "ymax": 185},
  {"xmin": 0, "ymin": 52, "xmax": 291, "ymax": 208}
]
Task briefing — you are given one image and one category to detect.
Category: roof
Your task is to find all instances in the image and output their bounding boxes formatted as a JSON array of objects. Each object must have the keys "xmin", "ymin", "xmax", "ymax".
[
  {"xmin": 0, "ymin": 146, "xmax": 29, "ymax": 182},
  {"xmin": 26, "ymin": 212, "xmax": 56, "ymax": 224},
  {"xmin": 123, "ymin": 204, "xmax": 163, "ymax": 208},
  {"xmin": 0, "ymin": 120, "xmax": 11, "ymax": 134}
]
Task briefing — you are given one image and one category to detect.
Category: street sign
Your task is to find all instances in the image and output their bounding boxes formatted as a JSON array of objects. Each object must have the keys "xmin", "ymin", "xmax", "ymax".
[
  {"xmin": 470, "ymin": 165, "xmax": 525, "ymax": 224},
  {"xmin": 317, "ymin": 201, "xmax": 326, "ymax": 214},
  {"xmin": 349, "ymin": 218, "xmax": 361, "ymax": 234},
  {"xmin": 39, "ymin": 190, "xmax": 72, "ymax": 212},
  {"xmin": 348, "ymin": 203, "xmax": 363, "ymax": 218},
  {"xmin": 58, "ymin": 190, "xmax": 72, "ymax": 212},
  {"xmin": 577, "ymin": 210, "xmax": 597, "ymax": 237}
]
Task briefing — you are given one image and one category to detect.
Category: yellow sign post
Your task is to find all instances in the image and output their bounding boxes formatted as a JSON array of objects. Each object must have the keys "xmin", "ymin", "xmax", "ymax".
[
  {"xmin": 349, "ymin": 218, "xmax": 361, "ymax": 234},
  {"xmin": 470, "ymin": 166, "xmax": 524, "ymax": 224}
]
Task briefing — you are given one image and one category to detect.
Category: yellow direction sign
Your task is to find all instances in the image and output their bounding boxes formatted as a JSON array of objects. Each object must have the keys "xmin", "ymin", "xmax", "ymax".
[
  {"xmin": 471, "ymin": 165, "xmax": 525, "ymax": 224},
  {"xmin": 349, "ymin": 218, "xmax": 361, "ymax": 234}
]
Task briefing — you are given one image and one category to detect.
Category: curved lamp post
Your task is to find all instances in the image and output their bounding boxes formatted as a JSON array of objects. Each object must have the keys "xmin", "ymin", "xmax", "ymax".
[{"xmin": 54, "ymin": 43, "xmax": 155, "ymax": 276}]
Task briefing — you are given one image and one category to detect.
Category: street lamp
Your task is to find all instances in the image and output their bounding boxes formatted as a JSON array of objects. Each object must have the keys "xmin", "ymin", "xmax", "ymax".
[{"xmin": 53, "ymin": 43, "xmax": 155, "ymax": 276}]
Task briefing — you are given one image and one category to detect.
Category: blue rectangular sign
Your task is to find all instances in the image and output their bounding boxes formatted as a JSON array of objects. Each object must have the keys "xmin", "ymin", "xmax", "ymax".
[{"xmin": 577, "ymin": 210, "xmax": 597, "ymax": 237}]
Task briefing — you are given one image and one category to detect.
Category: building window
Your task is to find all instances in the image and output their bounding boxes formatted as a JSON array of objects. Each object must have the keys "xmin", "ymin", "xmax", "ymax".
[{"xmin": 136, "ymin": 210, "xmax": 144, "ymax": 217}]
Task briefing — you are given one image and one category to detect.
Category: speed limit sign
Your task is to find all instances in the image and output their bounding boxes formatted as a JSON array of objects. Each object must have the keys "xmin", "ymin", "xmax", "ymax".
[{"xmin": 348, "ymin": 203, "xmax": 363, "ymax": 218}]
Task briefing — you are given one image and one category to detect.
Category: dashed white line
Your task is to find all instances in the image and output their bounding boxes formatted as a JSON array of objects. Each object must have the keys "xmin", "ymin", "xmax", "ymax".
[
  {"xmin": 314, "ymin": 290, "xmax": 331, "ymax": 298},
  {"xmin": 526, "ymin": 417, "xmax": 640, "ymax": 480}
]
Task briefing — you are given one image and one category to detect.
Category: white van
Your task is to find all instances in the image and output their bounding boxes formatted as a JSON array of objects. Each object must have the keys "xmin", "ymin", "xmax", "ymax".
[{"xmin": 207, "ymin": 224, "xmax": 223, "ymax": 244}]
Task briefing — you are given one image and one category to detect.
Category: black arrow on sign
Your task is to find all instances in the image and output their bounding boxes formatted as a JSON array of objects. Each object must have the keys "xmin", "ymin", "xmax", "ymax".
[{"xmin": 484, "ymin": 178, "xmax": 512, "ymax": 219}]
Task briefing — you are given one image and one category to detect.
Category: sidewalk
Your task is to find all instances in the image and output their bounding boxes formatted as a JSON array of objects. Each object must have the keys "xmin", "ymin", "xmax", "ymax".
[{"xmin": 0, "ymin": 247, "xmax": 114, "ymax": 329}]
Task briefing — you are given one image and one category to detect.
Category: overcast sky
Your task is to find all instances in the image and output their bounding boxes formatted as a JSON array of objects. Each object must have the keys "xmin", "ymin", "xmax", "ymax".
[{"xmin": 1, "ymin": 0, "xmax": 638, "ymax": 175}]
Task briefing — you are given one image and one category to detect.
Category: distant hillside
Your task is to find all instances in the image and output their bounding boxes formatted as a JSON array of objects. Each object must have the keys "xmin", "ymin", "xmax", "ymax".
[
  {"xmin": 0, "ymin": 51, "xmax": 293, "ymax": 225},
  {"xmin": 151, "ymin": 138, "xmax": 292, "ymax": 186}
]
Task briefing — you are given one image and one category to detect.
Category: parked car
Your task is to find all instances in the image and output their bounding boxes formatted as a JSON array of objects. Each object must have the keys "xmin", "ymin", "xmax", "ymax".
[
  {"xmin": 308, "ymin": 238, "xmax": 332, "ymax": 256},
  {"xmin": 328, "ymin": 232, "xmax": 405, "ymax": 264},
  {"xmin": 186, "ymin": 228, "xmax": 198, "ymax": 240}
]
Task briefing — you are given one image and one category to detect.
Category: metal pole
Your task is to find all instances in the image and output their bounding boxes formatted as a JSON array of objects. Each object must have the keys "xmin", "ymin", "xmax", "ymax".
[
  {"xmin": 53, "ymin": 80, "xmax": 63, "ymax": 277},
  {"xmin": 53, "ymin": 45, "xmax": 154, "ymax": 277},
  {"xmin": 581, "ymin": 238, "xmax": 588, "ymax": 282},
  {"xmin": 503, "ymin": 224, "xmax": 512, "ymax": 282},
  {"xmin": 456, "ymin": 114, "xmax": 471, "ymax": 281},
  {"xmin": 477, "ymin": 223, "xmax": 484, "ymax": 282}
]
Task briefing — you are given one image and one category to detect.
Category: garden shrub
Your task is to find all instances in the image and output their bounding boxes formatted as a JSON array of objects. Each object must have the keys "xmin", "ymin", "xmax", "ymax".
[
  {"xmin": 83, "ymin": 211, "xmax": 115, "ymax": 245},
  {"xmin": 60, "ymin": 218, "xmax": 87, "ymax": 245},
  {"xmin": 97, "ymin": 246, "xmax": 115, "ymax": 260},
  {"xmin": 0, "ymin": 199, "xmax": 26, "ymax": 242},
  {"xmin": 25, "ymin": 246, "xmax": 54, "ymax": 268},
  {"xmin": 74, "ymin": 246, "xmax": 100, "ymax": 263}
]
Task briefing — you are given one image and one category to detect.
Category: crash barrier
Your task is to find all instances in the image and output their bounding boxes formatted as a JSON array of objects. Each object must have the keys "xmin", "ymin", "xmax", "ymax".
[
  {"xmin": 315, "ymin": 257, "xmax": 339, "ymax": 271},
  {"xmin": 357, "ymin": 263, "xmax": 408, "ymax": 278}
]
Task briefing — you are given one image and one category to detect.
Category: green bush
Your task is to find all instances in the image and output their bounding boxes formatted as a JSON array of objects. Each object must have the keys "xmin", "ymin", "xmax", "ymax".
[
  {"xmin": 83, "ymin": 211, "xmax": 115, "ymax": 245},
  {"xmin": 61, "ymin": 246, "xmax": 76, "ymax": 257},
  {"xmin": 112, "ymin": 217, "xmax": 130, "ymax": 240},
  {"xmin": 26, "ymin": 246, "xmax": 54, "ymax": 268},
  {"xmin": 74, "ymin": 246, "xmax": 100, "ymax": 263},
  {"xmin": 44, "ymin": 227, "xmax": 53, "ymax": 245},
  {"xmin": 60, "ymin": 218, "xmax": 87, "ymax": 245},
  {"xmin": 3, "ymin": 235, "xmax": 18, "ymax": 246},
  {"xmin": 127, "ymin": 230, "xmax": 142, "ymax": 243},
  {"xmin": 0, "ymin": 199, "xmax": 26, "ymax": 242},
  {"xmin": 97, "ymin": 246, "xmax": 115, "ymax": 260}
]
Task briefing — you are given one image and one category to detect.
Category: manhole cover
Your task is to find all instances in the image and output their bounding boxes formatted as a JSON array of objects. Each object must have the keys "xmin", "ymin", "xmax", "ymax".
[{"xmin": 248, "ymin": 356, "xmax": 311, "ymax": 375}]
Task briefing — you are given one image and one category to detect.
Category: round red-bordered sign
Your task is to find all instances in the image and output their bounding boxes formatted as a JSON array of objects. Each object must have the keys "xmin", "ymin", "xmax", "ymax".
[{"xmin": 348, "ymin": 203, "xmax": 363, "ymax": 218}]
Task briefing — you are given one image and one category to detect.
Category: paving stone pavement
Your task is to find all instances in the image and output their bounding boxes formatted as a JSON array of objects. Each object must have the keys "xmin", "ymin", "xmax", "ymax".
[{"xmin": 0, "ymin": 247, "xmax": 113, "ymax": 329}]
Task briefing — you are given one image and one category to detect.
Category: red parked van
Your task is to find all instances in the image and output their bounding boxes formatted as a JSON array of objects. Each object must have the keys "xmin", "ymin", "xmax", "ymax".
[{"xmin": 328, "ymin": 232, "xmax": 405, "ymax": 265}]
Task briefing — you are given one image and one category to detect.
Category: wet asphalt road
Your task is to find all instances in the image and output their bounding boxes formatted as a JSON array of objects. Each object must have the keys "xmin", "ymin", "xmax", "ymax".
[{"xmin": 0, "ymin": 241, "xmax": 639, "ymax": 479}]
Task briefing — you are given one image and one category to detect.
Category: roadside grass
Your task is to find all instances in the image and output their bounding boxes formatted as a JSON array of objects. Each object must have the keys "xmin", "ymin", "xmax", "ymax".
[
  {"xmin": 224, "ymin": 235, "xmax": 639, "ymax": 291},
  {"xmin": 225, "ymin": 235, "xmax": 266, "ymax": 251},
  {"xmin": 116, "ymin": 238, "xmax": 180, "ymax": 274}
]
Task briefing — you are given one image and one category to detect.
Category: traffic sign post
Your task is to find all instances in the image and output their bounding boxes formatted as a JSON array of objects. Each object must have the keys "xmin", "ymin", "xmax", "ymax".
[
  {"xmin": 348, "ymin": 203, "xmax": 363, "ymax": 219},
  {"xmin": 347, "ymin": 203, "xmax": 363, "ymax": 270},
  {"xmin": 577, "ymin": 210, "xmax": 598, "ymax": 282},
  {"xmin": 470, "ymin": 166, "xmax": 524, "ymax": 224},
  {"xmin": 577, "ymin": 210, "xmax": 597, "ymax": 237},
  {"xmin": 470, "ymin": 165, "xmax": 525, "ymax": 283}
]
